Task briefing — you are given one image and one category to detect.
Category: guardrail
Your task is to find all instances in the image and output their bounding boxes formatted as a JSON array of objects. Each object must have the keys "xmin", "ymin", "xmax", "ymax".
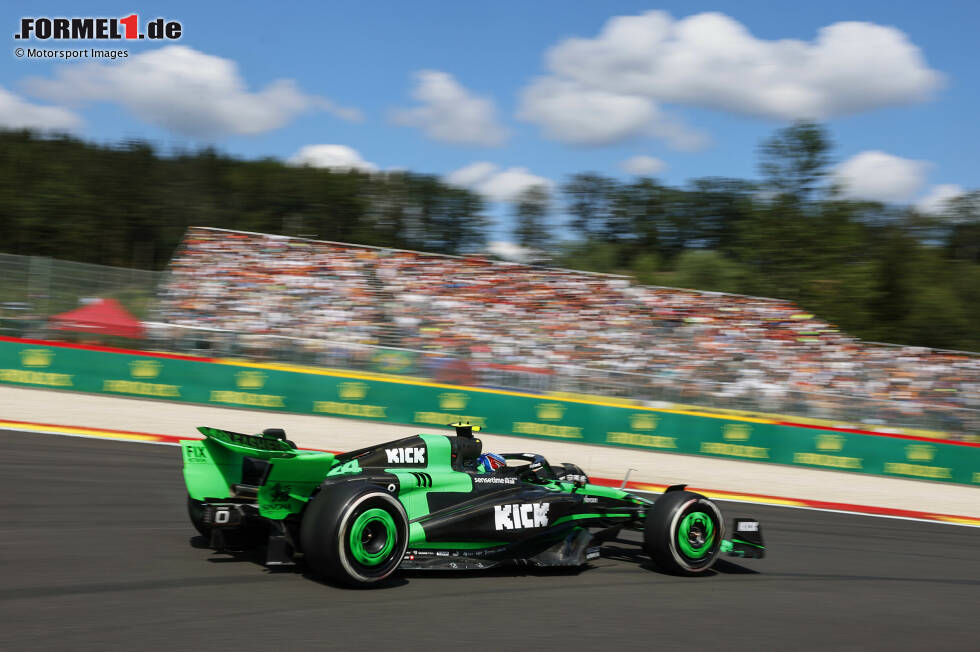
[{"xmin": 2, "ymin": 336, "xmax": 978, "ymax": 487}]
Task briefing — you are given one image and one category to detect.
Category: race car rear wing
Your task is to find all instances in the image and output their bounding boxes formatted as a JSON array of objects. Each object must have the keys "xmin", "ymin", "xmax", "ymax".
[{"xmin": 181, "ymin": 427, "xmax": 337, "ymax": 517}]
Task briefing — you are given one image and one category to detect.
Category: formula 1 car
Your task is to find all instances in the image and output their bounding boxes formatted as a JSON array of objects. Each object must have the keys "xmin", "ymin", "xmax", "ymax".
[{"xmin": 181, "ymin": 424, "xmax": 765, "ymax": 586}]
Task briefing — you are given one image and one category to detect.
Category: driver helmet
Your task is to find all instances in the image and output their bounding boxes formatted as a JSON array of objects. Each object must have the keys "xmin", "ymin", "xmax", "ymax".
[{"xmin": 477, "ymin": 452, "xmax": 506, "ymax": 473}]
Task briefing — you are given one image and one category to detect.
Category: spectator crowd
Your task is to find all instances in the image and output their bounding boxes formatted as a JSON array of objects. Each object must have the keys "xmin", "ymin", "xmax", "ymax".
[{"xmin": 157, "ymin": 227, "xmax": 980, "ymax": 435}]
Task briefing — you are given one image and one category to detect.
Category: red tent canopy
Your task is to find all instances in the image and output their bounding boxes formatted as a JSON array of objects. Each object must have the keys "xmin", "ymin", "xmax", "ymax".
[{"xmin": 49, "ymin": 298, "xmax": 145, "ymax": 339}]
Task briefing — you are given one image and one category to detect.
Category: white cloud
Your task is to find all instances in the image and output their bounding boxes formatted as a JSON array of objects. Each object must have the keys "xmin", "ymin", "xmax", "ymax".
[
  {"xmin": 23, "ymin": 46, "xmax": 361, "ymax": 138},
  {"xmin": 519, "ymin": 11, "xmax": 942, "ymax": 147},
  {"xmin": 833, "ymin": 151, "xmax": 930, "ymax": 202},
  {"xmin": 621, "ymin": 155, "xmax": 666, "ymax": 176},
  {"xmin": 289, "ymin": 145, "xmax": 377, "ymax": 172},
  {"xmin": 916, "ymin": 184, "xmax": 965, "ymax": 214},
  {"xmin": 391, "ymin": 70, "xmax": 509, "ymax": 147},
  {"xmin": 446, "ymin": 162, "xmax": 550, "ymax": 202},
  {"xmin": 486, "ymin": 241, "xmax": 539, "ymax": 262},
  {"xmin": 0, "ymin": 86, "xmax": 81, "ymax": 130}
]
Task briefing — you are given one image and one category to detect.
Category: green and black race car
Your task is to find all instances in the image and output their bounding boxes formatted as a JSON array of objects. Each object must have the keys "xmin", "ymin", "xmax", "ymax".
[{"xmin": 181, "ymin": 424, "xmax": 765, "ymax": 587}]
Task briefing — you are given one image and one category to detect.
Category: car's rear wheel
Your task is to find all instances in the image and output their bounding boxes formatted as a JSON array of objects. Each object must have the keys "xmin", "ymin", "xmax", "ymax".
[
  {"xmin": 643, "ymin": 490, "xmax": 723, "ymax": 574},
  {"xmin": 300, "ymin": 484, "xmax": 408, "ymax": 587}
]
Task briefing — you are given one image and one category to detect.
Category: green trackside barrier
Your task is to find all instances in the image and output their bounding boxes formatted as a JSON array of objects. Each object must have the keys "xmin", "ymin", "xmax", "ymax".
[{"xmin": 1, "ymin": 338, "xmax": 978, "ymax": 486}]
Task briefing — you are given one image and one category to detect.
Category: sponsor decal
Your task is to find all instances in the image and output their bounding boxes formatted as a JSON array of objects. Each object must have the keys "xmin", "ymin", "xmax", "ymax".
[
  {"xmin": 700, "ymin": 441, "xmax": 769, "ymax": 459},
  {"xmin": 235, "ymin": 370, "xmax": 266, "ymax": 389},
  {"xmin": 104, "ymin": 379, "xmax": 180, "ymax": 398},
  {"xmin": 438, "ymin": 392, "xmax": 468, "ymax": 410},
  {"xmin": 314, "ymin": 401, "xmax": 386, "ymax": 418},
  {"xmin": 211, "ymin": 390, "xmax": 285, "ymax": 408},
  {"xmin": 0, "ymin": 368, "xmax": 73, "ymax": 386},
  {"xmin": 473, "ymin": 477, "xmax": 517, "ymax": 485},
  {"xmin": 0, "ymin": 347, "xmax": 72, "ymax": 386},
  {"xmin": 512, "ymin": 422, "xmax": 583, "ymax": 439},
  {"xmin": 20, "ymin": 349, "xmax": 53, "ymax": 367},
  {"xmin": 629, "ymin": 414, "xmax": 659, "ymax": 430},
  {"xmin": 129, "ymin": 360, "xmax": 161, "ymax": 379},
  {"xmin": 183, "ymin": 445, "xmax": 208, "ymax": 463},
  {"xmin": 793, "ymin": 433, "xmax": 861, "ymax": 469},
  {"xmin": 606, "ymin": 432, "xmax": 677, "ymax": 449},
  {"xmin": 722, "ymin": 423, "xmax": 752, "ymax": 441},
  {"xmin": 905, "ymin": 444, "xmax": 936, "ymax": 462},
  {"xmin": 883, "ymin": 444, "xmax": 951, "ymax": 480},
  {"xmin": 737, "ymin": 521, "xmax": 759, "ymax": 532},
  {"xmin": 99, "ymin": 359, "xmax": 180, "ymax": 397},
  {"xmin": 103, "ymin": 359, "xmax": 180, "ymax": 397},
  {"xmin": 815, "ymin": 434, "xmax": 845, "ymax": 452},
  {"xmin": 494, "ymin": 502, "xmax": 550, "ymax": 530},
  {"xmin": 586, "ymin": 547, "xmax": 601, "ymax": 560},
  {"xmin": 14, "ymin": 14, "xmax": 182, "ymax": 41},
  {"xmin": 883, "ymin": 462, "xmax": 952, "ymax": 480},
  {"xmin": 563, "ymin": 474, "xmax": 587, "ymax": 483},
  {"xmin": 535, "ymin": 403, "xmax": 566, "ymax": 421},
  {"xmin": 793, "ymin": 452, "xmax": 862, "ymax": 469},
  {"xmin": 583, "ymin": 496, "xmax": 598, "ymax": 504},
  {"xmin": 414, "ymin": 411, "xmax": 486, "ymax": 427},
  {"xmin": 386, "ymin": 447, "xmax": 426, "ymax": 465},
  {"xmin": 338, "ymin": 382, "xmax": 368, "ymax": 400},
  {"xmin": 211, "ymin": 430, "xmax": 291, "ymax": 451}
]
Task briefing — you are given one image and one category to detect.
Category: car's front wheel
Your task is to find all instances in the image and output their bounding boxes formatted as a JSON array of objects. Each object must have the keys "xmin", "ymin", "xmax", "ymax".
[
  {"xmin": 643, "ymin": 490, "xmax": 723, "ymax": 574},
  {"xmin": 300, "ymin": 483, "xmax": 408, "ymax": 587}
]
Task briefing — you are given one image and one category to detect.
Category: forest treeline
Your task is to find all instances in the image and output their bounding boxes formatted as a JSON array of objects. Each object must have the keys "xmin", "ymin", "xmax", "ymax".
[{"xmin": 1, "ymin": 125, "xmax": 977, "ymax": 350}]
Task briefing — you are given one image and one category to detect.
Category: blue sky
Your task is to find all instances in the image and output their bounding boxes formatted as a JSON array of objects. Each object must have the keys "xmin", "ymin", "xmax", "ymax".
[{"xmin": 3, "ymin": 1, "xmax": 978, "ymax": 242}]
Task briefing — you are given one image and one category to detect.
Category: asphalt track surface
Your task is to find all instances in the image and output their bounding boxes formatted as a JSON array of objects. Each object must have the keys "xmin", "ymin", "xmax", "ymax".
[{"xmin": 2, "ymin": 430, "xmax": 979, "ymax": 651}]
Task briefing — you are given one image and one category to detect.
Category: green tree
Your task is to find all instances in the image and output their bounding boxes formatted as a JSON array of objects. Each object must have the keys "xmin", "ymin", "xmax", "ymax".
[
  {"xmin": 563, "ymin": 173, "xmax": 616, "ymax": 241},
  {"xmin": 672, "ymin": 250, "xmax": 751, "ymax": 294},
  {"xmin": 513, "ymin": 185, "xmax": 552, "ymax": 250},
  {"xmin": 759, "ymin": 121, "xmax": 831, "ymax": 201},
  {"xmin": 944, "ymin": 191, "xmax": 980, "ymax": 262}
]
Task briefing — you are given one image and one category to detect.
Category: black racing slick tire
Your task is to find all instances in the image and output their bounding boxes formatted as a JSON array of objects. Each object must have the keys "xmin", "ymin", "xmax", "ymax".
[
  {"xmin": 300, "ymin": 484, "xmax": 409, "ymax": 587},
  {"xmin": 643, "ymin": 490, "xmax": 723, "ymax": 575}
]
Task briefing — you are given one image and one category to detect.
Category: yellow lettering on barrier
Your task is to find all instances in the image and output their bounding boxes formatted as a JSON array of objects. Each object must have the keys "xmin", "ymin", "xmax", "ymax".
[
  {"xmin": 793, "ymin": 452, "xmax": 863, "ymax": 469},
  {"xmin": 700, "ymin": 441, "xmax": 770, "ymax": 459},
  {"xmin": 884, "ymin": 462, "xmax": 952, "ymax": 480},
  {"xmin": 0, "ymin": 368, "xmax": 73, "ymax": 387},
  {"xmin": 313, "ymin": 401, "xmax": 386, "ymax": 418},
  {"xmin": 210, "ymin": 390, "xmax": 285, "ymax": 408},
  {"xmin": 414, "ymin": 412, "xmax": 486, "ymax": 427},
  {"xmin": 973, "ymin": 472, "xmax": 980, "ymax": 483},
  {"xmin": 606, "ymin": 432, "xmax": 677, "ymax": 449},
  {"xmin": 512, "ymin": 422, "xmax": 583, "ymax": 439},
  {"xmin": 103, "ymin": 379, "xmax": 180, "ymax": 398}
]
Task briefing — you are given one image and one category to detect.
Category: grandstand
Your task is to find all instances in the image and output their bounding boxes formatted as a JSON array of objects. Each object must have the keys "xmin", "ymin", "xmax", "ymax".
[{"xmin": 152, "ymin": 227, "xmax": 980, "ymax": 437}]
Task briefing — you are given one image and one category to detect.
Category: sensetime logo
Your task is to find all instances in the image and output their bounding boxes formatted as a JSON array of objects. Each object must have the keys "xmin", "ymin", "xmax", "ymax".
[{"xmin": 15, "ymin": 14, "xmax": 182, "ymax": 41}]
